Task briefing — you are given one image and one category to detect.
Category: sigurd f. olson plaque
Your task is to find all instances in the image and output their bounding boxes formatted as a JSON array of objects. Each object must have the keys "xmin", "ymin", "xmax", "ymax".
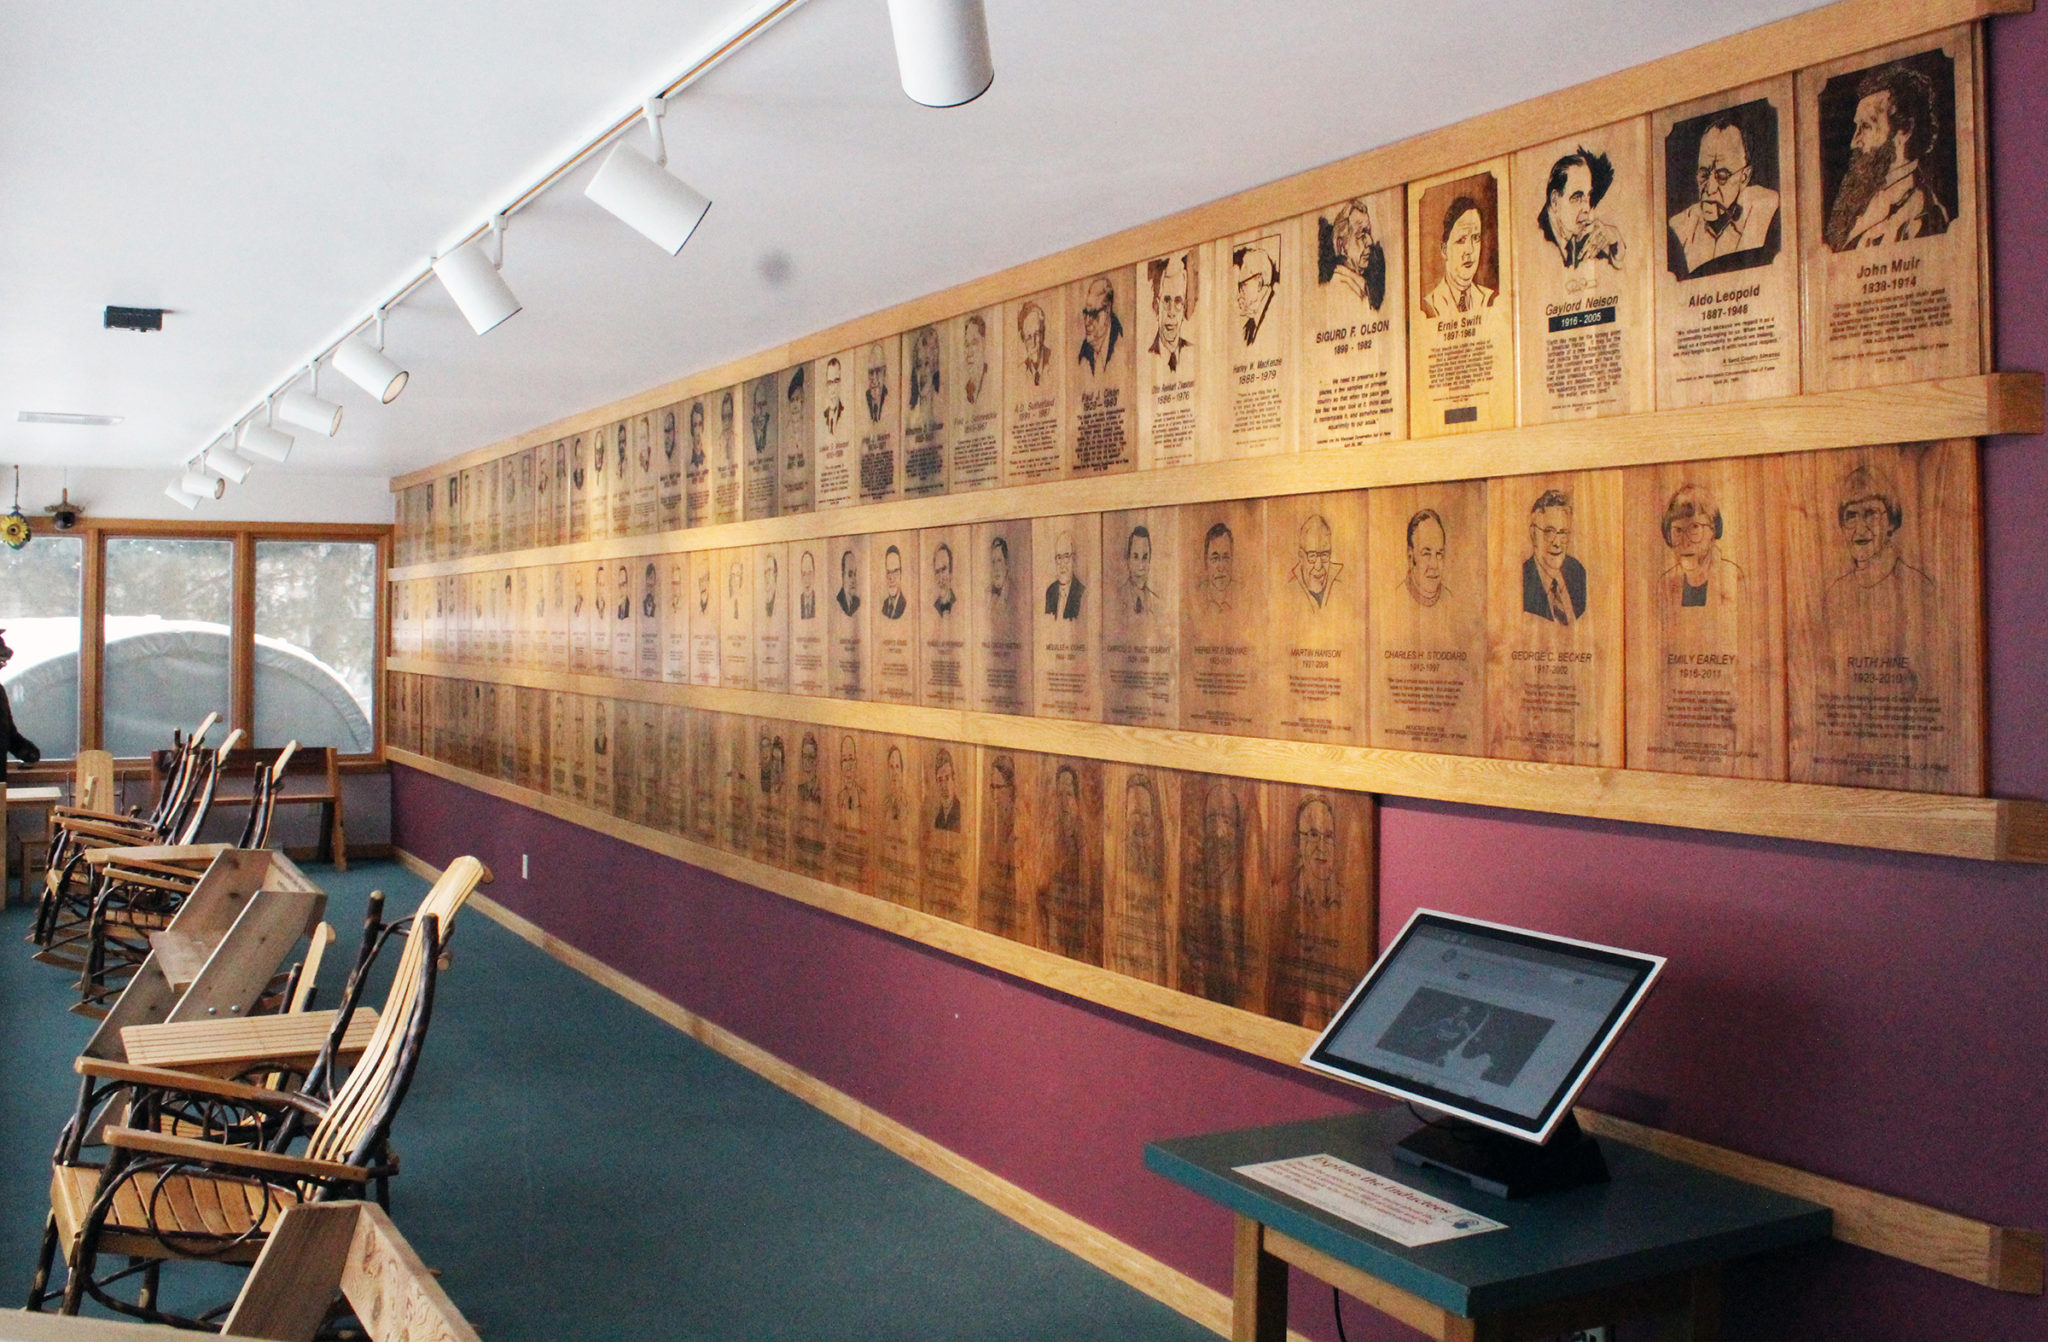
[{"xmin": 1299, "ymin": 188, "xmax": 1407, "ymax": 451}]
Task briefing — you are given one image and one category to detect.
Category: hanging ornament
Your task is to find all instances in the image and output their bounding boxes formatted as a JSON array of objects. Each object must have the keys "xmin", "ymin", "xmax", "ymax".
[{"xmin": 2, "ymin": 467, "xmax": 30, "ymax": 550}]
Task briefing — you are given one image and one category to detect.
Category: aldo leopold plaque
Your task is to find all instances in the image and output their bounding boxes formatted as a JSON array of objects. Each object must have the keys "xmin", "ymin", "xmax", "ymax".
[
  {"xmin": 1004, "ymin": 288, "xmax": 1067, "ymax": 486},
  {"xmin": 1299, "ymin": 189, "xmax": 1407, "ymax": 450},
  {"xmin": 1653, "ymin": 77, "xmax": 1802, "ymax": 406},
  {"xmin": 1408, "ymin": 159, "xmax": 1516, "ymax": 437}
]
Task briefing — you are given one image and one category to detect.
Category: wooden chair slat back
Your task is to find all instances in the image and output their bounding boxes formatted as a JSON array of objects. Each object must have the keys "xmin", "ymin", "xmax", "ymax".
[
  {"xmin": 172, "ymin": 750, "xmax": 222, "ymax": 846},
  {"xmin": 291, "ymin": 923, "xmax": 334, "ymax": 1014},
  {"xmin": 72, "ymin": 750, "xmax": 114, "ymax": 813}
]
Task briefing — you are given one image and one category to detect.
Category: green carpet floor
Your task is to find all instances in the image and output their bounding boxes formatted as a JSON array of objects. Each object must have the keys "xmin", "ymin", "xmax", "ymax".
[{"xmin": 2, "ymin": 862, "xmax": 1218, "ymax": 1340}]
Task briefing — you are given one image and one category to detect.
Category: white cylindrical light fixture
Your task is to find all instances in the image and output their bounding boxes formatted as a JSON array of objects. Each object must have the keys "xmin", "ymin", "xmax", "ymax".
[
  {"xmin": 334, "ymin": 334, "xmax": 409, "ymax": 403},
  {"xmin": 887, "ymin": 0, "xmax": 993, "ymax": 107},
  {"xmin": 433, "ymin": 231, "xmax": 521, "ymax": 335},
  {"xmin": 586, "ymin": 143, "xmax": 712, "ymax": 255},
  {"xmin": 164, "ymin": 482, "xmax": 201, "ymax": 510},
  {"xmin": 179, "ymin": 468, "xmax": 226, "ymax": 500},
  {"xmin": 203, "ymin": 444, "xmax": 253, "ymax": 484},
  {"xmin": 276, "ymin": 387, "xmax": 343, "ymax": 437},
  {"xmin": 239, "ymin": 420, "xmax": 294, "ymax": 464}
]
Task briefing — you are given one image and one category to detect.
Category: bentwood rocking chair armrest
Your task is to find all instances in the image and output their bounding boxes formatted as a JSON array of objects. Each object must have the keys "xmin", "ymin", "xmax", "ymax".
[
  {"xmin": 101, "ymin": 1127, "xmax": 370, "ymax": 1185},
  {"xmin": 84, "ymin": 843, "xmax": 232, "ymax": 867},
  {"xmin": 51, "ymin": 806, "xmax": 148, "ymax": 826},
  {"xmin": 73, "ymin": 1059, "xmax": 327, "ymax": 1119}
]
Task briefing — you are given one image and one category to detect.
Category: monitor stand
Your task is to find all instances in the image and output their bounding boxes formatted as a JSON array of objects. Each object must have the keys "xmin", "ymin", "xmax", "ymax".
[{"xmin": 1393, "ymin": 1112, "xmax": 1609, "ymax": 1200}]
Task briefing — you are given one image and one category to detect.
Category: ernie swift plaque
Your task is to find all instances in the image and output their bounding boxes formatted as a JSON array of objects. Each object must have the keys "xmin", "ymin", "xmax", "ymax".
[{"xmin": 1408, "ymin": 160, "xmax": 1516, "ymax": 437}]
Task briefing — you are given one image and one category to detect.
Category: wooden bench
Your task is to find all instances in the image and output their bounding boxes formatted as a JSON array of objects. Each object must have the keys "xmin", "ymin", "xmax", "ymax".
[{"xmin": 155, "ymin": 745, "xmax": 348, "ymax": 869}]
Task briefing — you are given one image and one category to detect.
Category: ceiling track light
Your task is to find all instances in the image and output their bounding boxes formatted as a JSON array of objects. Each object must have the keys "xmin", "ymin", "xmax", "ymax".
[
  {"xmin": 178, "ymin": 460, "xmax": 226, "ymax": 500},
  {"xmin": 276, "ymin": 361, "xmax": 343, "ymax": 437},
  {"xmin": 887, "ymin": 0, "xmax": 993, "ymax": 108},
  {"xmin": 433, "ymin": 215, "xmax": 521, "ymax": 335},
  {"xmin": 203, "ymin": 438, "xmax": 253, "ymax": 484},
  {"xmin": 164, "ymin": 481, "xmax": 202, "ymax": 510},
  {"xmin": 239, "ymin": 405, "xmax": 294, "ymax": 465},
  {"xmin": 334, "ymin": 310, "xmax": 410, "ymax": 403},
  {"xmin": 586, "ymin": 98, "xmax": 713, "ymax": 255}
]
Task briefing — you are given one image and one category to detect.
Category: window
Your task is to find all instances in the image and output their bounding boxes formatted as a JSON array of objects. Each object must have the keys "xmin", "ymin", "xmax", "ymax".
[
  {"xmin": 103, "ymin": 537, "xmax": 234, "ymax": 759},
  {"xmin": 0, "ymin": 536, "xmax": 84, "ymax": 759},
  {"xmin": 254, "ymin": 541, "xmax": 377, "ymax": 752}
]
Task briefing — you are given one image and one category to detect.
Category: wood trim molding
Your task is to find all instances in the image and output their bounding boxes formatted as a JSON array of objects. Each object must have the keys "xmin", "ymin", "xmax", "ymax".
[
  {"xmin": 396, "ymin": 842, "xmax": 2047, "ymax": 1295},
  {"xmin": 384, "ymin": 673, "xmax": 2048, "ymax": 863}
]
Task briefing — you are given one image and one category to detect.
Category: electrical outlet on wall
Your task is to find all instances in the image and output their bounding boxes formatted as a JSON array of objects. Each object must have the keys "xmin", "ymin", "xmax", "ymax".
[{"xmin": 521, "ymin": 853, "xmax": 529, "ymax": 879}]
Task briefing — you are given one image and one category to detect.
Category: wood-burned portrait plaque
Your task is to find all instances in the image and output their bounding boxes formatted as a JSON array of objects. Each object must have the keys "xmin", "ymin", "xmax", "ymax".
[
  {"xmin": 1028, "ymin": 757, "xmax": 1105, "ymax": 966},
  {"xmin": 971, "ymin": 521, "xmax": 1033, "ymax": 715},
  {"xmin": 608, "ymin": 558, "xmax": 635, "ymax": 679},
  {"xmin": 918, "ymin": 739, "xmax": 979, "ymax": 925},
  {"xmin": 689, "ymin": 551, "xmax": 720, "ymax": 687},
  {"xmin": 755, "ymin": 543, "xmax": 790, "ymax": 695},
  {"xmin": 588, "ymin": 696, "xmax": 615, "ymax": 815},
  {"xmin": 661, "ymin": 557, "xmax": 689, "ymax": 683},
  {"xmin": 778, "ymin": 365, "xmax": 815, "ymax": 516},
  {"xmin": 1265, "ymin": 785, "xmax": 1376, "ymax": 1030},
  {"xmin": 1368, "ymin": 483, "xmax": 1487, "ymax": 755},
  {"xmin": 1100, "ymin": 507, "xmax": 1180, "ymax": 729},
  {"xmin": 1653, "ymin": 77, "xmax": 1802, "ymax": 406},
  {"xmin": 630, "ymin": 412, "xmax": 658, "ymax": 534},
  {"xmin": 1175, "ymin": 773, "xmax": 1269, "ymax": 1014},
  {"xmin": 814, "ymin": 356, "xmax": 856, "ymax": 511},
  {"xmin": 788, "ymin": 538, "xmax": 830, "ymax": 697},
  {"xmin": 634, "ymin": 701, "xmax": 665, "ymax": 828},
  {"xmin": 661, "ymin": 704, "xmax": 688, "ymax": 834},
  {"xmin": 1513, "ymin": 118, "xmax": 1655, "ymax": 422},
  {"xmin": 567, "ymin": 435, "xmax": 590, "ymax": 542},
  {"xmin": 687, "ymin": 709, "xmax": 719, "ymax": 845},
  {"xmin": 919, "ymin": 524, "xmax": 973, "ymax": 710},
  {"xmin": 789, "ymin": 725, "xmax": 830, "ymax": 880},
  {"xmin": 570, "ymin": 562, "xmax": 595, "ymax": 674},
  {"xmin": 718, "ymin": 713, "xmax": 754, "ymax": 854},
  {"xmin": 1624, "ymin": 457, "xmax": 1787, "ymax": 777},
  {"xmin": 752, "ymin": 721, "xmax": 790, "ymax": 869},
  {"xmin": 1299, "ymin": 189, "xmax": 1407, "ymax": 450},
  {"xmin": 1138, "ymin": 243, "xmax": 1209, "ymax": 471},
  {"xmin": 828, "ymin": 534, "xmax": 870, "ymax": 701},
  {"xmin": 610, "ymin": 422, "xmax": 635, "ymax": 538},
  {"xmin": 550, "ymin": 440, "xmax": 570, "ymax": 545},
  {"xmin": 1798, "ymin": 28, "xmax": 1984, "ymax": 390},
  {"xmin": 1180, "ymin": 499, "xmax": 1268, "ymax": 737},
  {"xmin": 1484, "ymin": 471, "xmax": 1624, "ymax": 765},
  {"xmin": 744, "ymin": 375, "xmax": 780, "ymax": 520},
  {"xmin": 1032, "ymin": 514, "xmax": 1101, "ymax": 721},
  {"xmin": 827, "ymin": 728, "xmax": 874, "ymax": 894},
  {"xmin": 1269, "ymin": 490, "xmax": 1368, "ymax": 744},
  {"xmin": 975, "ymin": 750, "xmax": 1029, "ymax": 942},
  {"xmin": 872, "ymin": 734, "xmax": 921, "ymax": 908},
  {"xmin": 684, "ymin": 396, "xmax": 712, "ymax": 525},
  {"xmin": 635, "ymin": 559, "xmax": 662, "ymax": 682},
  {"xmin": 657, "ymin": 403, "xmax": 685, "ymax": 531},
  {"xmin": 856, "ymin": 337, "xmax": 903, "ymax": 505},
  {"xmin": 713, "ymin": 387, "xmax": 743, "ymax": 525},
  {"xmin": 1408, "ymin": 160, "xmax": 1516, "ymax": 437},
  {"xmin": 902, "ymin": 321, "xmax": 950, "ymax": 499},
  {"xmin": 1785, "ymin": 440, "xmax": 1982, "ymax": 793},
  {"xmin": 1223, "ymin": 221, "xmax": 1297, "ymax": 458},
  {"xmin": 1067, "ymin": 267, "xmax": 1137, "ymax": 477},
  {"xmin": 1104, "ymin": 763, "xmax": 1179, "ymax": 986},
  {"xmin": 1003, "ymin": 288, "xmax": 1067, "ymax": 487},
  {"xmin": 870, "ymin": 530, "xmax": 920, "ymax": 706},
  {"xmin": 948, "ymin": 307, "xmax": 1004, "ymax": 492}
]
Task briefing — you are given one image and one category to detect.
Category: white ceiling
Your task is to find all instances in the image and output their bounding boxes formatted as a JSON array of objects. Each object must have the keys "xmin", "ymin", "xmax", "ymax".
[{"xmin": 0, "ymin": 0, "xmax": 1826, "ymax": 492}]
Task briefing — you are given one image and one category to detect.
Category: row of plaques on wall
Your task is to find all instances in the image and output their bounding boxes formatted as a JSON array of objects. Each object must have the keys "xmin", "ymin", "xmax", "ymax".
[
  {"xmin": 385, "ymin": 675, "xmax": 1378, "ymax": 1030},
  {"xmin": 390, "ymin": 440, "xmax": 1985, "ymax": 796},
  {"xmin": 394, "ymin": 26, "xmax": 1987, "ymax": 567}
]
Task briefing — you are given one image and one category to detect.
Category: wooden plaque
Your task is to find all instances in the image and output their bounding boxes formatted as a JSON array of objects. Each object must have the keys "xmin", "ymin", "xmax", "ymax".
[
  {"xmin": 630, "ymin": 412, "xmax": 658, "ymax": 535},
  {"xmin": 1137, "ymin": 242, "xmax": 1211, "ymax": 471},
  {"xmin": 1032, "ymin": 514, "xmax": 1102, "ymax": 721},
  {"xmin": 949, "ymin": 307, "xmax": 1004, "ymax": 492},
  {"xmin": 1100, "ymin": 507, "xmax": 1180, "ymax": 729},
  {"xmin": 744, "ymin": 374, "xmax": 780, "ymax": 520},
  {"xmin": 856, "ymin": 338, "xmax": 903, "ymax": 505},
  {"xmin": 1299, "ymin": 189, "xmax": 1407, "ymax": 451},
  {"xmin": 1367, "ymin": 482, "xmax": 1488, "ymax": 754},
  {"xmin": 1653, "ymin": 77, "xmax": 1803, "ymax": 406},
  {"xmin": 687, "ymin": 709, "xmax": 718, "ymax": 846},
  {"xmin": 717, "ymin": 713, "xmax": 753, "ymax": 854},
  {"xmin": 524, "ymin": 448, "xmax": 546, "ymax": 550},
  {"xmin": 1066, "ymin": 267, "xmax": 1138, "ymax": 477},
  {"xmin": 544, "ymin": 566, "xmax": 567, "ymax": 674},
  {"xmin": 689, "ymin": 551, "xmax": 721, "ymax": 687},
  {"xmin": 872, "ymin": 734, "xmax": 920, "ymax": 907},
  {"xmin": 970, "ymin": 521, "xmax": 1034, "ymax": 716},
  {"xmin": 918, "ymin": 739, "xmax": 979, "ymax": 924},
  {"xmin": 902, "ymin": 321, "xmax": 950, "ymax": 499},
  {"xmin": 657, "ymin": 404, "xmax": 685, "ymax": 532},
  {"xmin": 635, "ymin": 701, "xmax": 666, "ymax": 827},
  {"xmin": 684, "ymin": 395, "xmax": 712, "ymax": 525},
  {"xmin": 512, "ymin": 687, "xmax": 541, "ymax": 792},
  {"xmin": 755, "ymin": 543, "xmax": 790, "ymax": 695},
  {"xmin": 513, "ymin": 449, "xmax": 536, "ymax": 551},
  {"xmin": 1513, "ymin": 118, "xmax": 1655, "ymax": 422},
  {"xmin": 1028, "ymin": 756, "xmax": 1105, "ymax": 965},
  {"xmin": 788, "ymin": 537, "xmax": 830, "ymax": 697},
  {"xmin": 460, "ymin": 465, "xmax": 480, "ymax": 554},
  {"xmin": 607, "ymin": 558, "xmax": 635, "ymax": 676},
  {"xmin": 870, "ymin": 531, "xmax": 920, "ymax": 706},
  {"xmin": 496, "ymin": 683, "xmax": 518, "ymax": 781},
  {"xmin": 588, "ymin": 697, "xmax": 616, "ymax": 815},
  {"xmin": 484, "ymin": 460, "xmax": 503, "ymax": 553},
  {"xmin": 1798, "ymin": 27, "xmax": 1985, "ymax": 390},
  {"xmin": 712, "ymin": 386, "xmax": 742, "ymax": 526},
  {"xmin": 568, "ymin": 564, "xmax": 593, "ymax": 674},
  {"xmin": 1002, "ymin": 288, "xmax": 1067, "ymax": 487},
  {"xmin": 1267, "ymin": 491, "xmax": 1369, "ymax": 744},
  {"xmin": 660, "ymin": 704, "xmax": 688, "ymax": 833},
  {"xmin": 635, "ymin": 559, "xmax": 662, "ymax": 681},
  {"xmin": 918, "ymin": 524, "xmax": 974, "ymax": 710},
  {"xmin": 661, "ymin": 557, "xmax": 689, "ymax": 683},
  {"xmin": 1484, "ymin": 471, "xmax": 1625, "ymax": 765},
  {"xmin": 1623, "ymin": 457, "xmax": 1787, "ymax": 777},
  {"xmin": 827, "ymin": 729, "xmax": 875, "ymax": 894},
  {"xmin": 777, "ymin": 365, "xmax": 815, "ymax": 516},
  {"xmin": 1179, "ymin": 499, "xmax": 1269, "ymax": 737},
  {"xmin": 974, "ymin": 750, "xmax": 1029, "ymax": 942},
  {"xmin": 1175, "ymin": 773, "xmax": 1269, "ymax": 1013},
  {"xmin": 828, "ymin": 535, "xmax": 871, "ymax": 701},
  {"xmin": 1407, "ymin": 158, "xmax": 1517, "ymax": 437},
  {"xmin": 789, "ymin": 724, "xmax": 831, "ymax": 880},
  {"xmin": 1264, "ymin": 785, "xmax": 1376, "ymax": 1030},
  {"xmin": 719, "ymin": 549, "xmax": 754, "ymax": 690},
  {"xmin": 515, "ymin": 569, "xmax": 536, "ymax": 670},
  {"xmin": 608, "ymin": 421, "xmax": 633, "ymax": 538},
  {"xmin": 566, "ymin": 435, "xmax": 590, "ymax": 543},
  {"xmin": 813, "ymin": 352, "xmax": 857, "ymax": 511},
  {"xmin": 1786, "ymin": 440, "xmax": 1982, "ymax": 793},
  {"xmin": 1103, "ymin": 763, "xmax": 1179, "ymax": 986},
  {"xmin": 1222, "ymin": 220, "xmax": 1298, "ymax": 458},
  {"xmin": 752, "ymin": 720, "xmax": 791, "ymax": 869}
]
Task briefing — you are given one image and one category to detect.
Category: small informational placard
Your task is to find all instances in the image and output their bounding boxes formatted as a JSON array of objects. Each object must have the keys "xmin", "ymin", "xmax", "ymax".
[{"xmin": 1233, "ymin": 1154, "xmax": 1506, "ymax": 1248}]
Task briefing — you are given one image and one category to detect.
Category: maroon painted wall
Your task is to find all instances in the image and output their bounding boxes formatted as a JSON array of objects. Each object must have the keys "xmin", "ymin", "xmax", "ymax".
[{"xmin": 394, "ymin": 11, "xmax": 2048, "ymax": 1338}]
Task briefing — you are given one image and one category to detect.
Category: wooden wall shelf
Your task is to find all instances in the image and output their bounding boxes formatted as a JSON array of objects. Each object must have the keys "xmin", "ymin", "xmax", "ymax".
[
  {"xmin": 385, "ymin": 659, "xmax": 2048, "ymax": 863},
  {"xmin": 386, "ymin": 372, "xmax": 2043, "ymax": 581},
  {"xmin": 390, "ymin": 762, "xmax": 2045, "ymax": 1293}
]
